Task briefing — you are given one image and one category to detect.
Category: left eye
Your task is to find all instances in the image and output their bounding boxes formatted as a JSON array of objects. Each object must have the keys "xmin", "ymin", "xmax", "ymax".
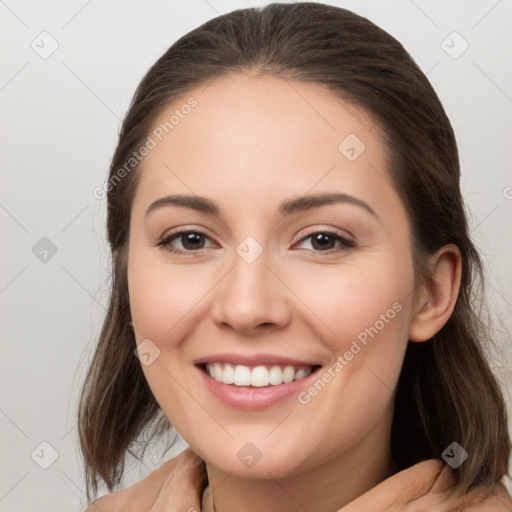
[{"xmin": 294, "ymin": 231, "xmax": 355, "ymax": 252}]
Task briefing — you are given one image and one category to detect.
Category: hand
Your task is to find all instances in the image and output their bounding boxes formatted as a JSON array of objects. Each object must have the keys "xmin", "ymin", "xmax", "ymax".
[
  {"xmin": 338, "ymin": 459, "xmax": 512, "ymax": 512},
  {"xmin": 85, "ymin": 446, "xmax": 207, "ymax": 512}
]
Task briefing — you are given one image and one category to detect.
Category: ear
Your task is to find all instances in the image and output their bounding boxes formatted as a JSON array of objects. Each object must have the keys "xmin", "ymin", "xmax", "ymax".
[{"xmin": 409, "ymin": 244, "xmax": 462, "ymax": 342}]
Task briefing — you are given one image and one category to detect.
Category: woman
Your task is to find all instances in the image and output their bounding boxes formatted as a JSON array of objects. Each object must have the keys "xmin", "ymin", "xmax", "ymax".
[{"xmin": 79, "ymin": 3, "xmax": 512, "ymax": 511}]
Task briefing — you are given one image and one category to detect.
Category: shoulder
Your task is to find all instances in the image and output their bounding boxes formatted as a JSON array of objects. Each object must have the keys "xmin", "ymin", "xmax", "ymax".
[
  {"xmin": 83, "ymin": 465, "xmax": 167, "ymax": 512},
  {"xmin": 84, "ymin": 447, "xmax": 207, "ymax": 512}
]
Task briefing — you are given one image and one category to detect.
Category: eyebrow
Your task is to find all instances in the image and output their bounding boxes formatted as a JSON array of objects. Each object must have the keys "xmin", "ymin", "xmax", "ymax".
[{"xmin": 145, "ymin": 192, "xmax": 377, "ymax": 218}]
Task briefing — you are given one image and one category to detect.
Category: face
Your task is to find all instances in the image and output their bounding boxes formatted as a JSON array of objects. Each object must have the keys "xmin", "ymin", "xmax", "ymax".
[{"xmin": 127, "ymin": 72, "xmax": 418, "ymax": 479}]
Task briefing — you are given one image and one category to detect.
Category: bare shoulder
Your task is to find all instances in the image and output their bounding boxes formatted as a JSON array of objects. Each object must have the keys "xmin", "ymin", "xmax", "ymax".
[{"xmin": 84, "ymin": 447, "xmax": 206, "ymax": 512}]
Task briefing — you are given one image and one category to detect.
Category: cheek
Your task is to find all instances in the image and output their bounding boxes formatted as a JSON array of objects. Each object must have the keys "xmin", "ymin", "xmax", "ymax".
[
  {"xmin": 128, "ymin": 248, "xmax": 213, "ymax": 345},
  {"xmin": 286, "ymin": 255, "xmax": 414, "ymax": 425},
  {"xmin": 127, "ymin": 246, "xmax": 209, "ymax": 433},
  {"xmin": 288, "ymin": 256, "xmax": 413, "ymax": 352},
  {"xmin": 281, "ymin": 261, "xmax": 412, "ymax": 465}
]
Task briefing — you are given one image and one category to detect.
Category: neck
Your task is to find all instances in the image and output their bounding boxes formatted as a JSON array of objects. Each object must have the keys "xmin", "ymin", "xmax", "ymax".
[{"xmin": 202, "ymin": 410, "xmax": 394, "ymax": 512}]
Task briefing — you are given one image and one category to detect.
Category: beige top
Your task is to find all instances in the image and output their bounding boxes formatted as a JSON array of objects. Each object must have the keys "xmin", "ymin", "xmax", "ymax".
[{"xmin": 87, "ymin": 447, "xmax": 512, "ymax": 511}]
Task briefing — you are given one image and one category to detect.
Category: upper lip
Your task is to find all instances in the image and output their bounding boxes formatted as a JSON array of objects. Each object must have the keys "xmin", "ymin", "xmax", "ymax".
[{"xmin": 194, "ymin": 353, "xmax": 322, "ymax": 367}]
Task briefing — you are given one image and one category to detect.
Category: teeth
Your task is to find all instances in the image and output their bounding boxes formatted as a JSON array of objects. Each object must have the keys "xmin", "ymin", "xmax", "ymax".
[
  {"xmin": 283, "ymin": 366, "xmax": 295, "ymax": 383},
  {"xmin": 294, "ymin": 368, "xmax": 307, "ymax": 380},
  {"xmin": 269, "ymin": 365, "xmax": 283, "ymax": 385},
  {"xmin": 205, "ymin": 363, "xmax": 313, "ymax": 387},
  {"xmin": 250, "ymin": 366, "xmax": 268, "ymax": 387},
  {"xmin": 223, "ymin": 363, "xmax": 234, "ymax": 384},
  {"xmin": 213, "ymin": 363, "xmax": 223, "ymax": 382},
  {"xmin": 234, "ymin": 364, "xmax": 251, "ymax": 386}
]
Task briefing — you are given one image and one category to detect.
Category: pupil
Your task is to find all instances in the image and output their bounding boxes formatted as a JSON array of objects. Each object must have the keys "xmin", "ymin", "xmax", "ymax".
[
  {"xmin": 182, "ymin": 232, "xmax": 203, "ymax": 250},
  {"xmin": 312, "ymin": 233, "xmax": 334, "ymax": 250}
]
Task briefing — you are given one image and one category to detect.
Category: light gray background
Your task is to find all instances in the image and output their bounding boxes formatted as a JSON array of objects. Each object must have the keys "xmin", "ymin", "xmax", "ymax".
[{"xmin": 1, "ymin": 0, "xmax": 511, "ymax": 510}]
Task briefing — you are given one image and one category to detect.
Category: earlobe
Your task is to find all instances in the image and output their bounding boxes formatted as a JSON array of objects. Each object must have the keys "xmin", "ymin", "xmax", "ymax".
[{"xmin": 409, "ymin": 244, "xmax": 462, "ymax": 342}]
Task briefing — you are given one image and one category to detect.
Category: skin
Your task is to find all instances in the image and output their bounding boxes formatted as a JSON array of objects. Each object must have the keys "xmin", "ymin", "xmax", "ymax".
[{"xmin": 119, "ymin": 72, "xmax": 461, "ymax": 512}]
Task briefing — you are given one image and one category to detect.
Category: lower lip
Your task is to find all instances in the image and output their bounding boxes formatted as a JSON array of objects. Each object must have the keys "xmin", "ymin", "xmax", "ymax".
[{"xmin": 195, "ymin": 365, "xmax": 320, "ymax": 411}]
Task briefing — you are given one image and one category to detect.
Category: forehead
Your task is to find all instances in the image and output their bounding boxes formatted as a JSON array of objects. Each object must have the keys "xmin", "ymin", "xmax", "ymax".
[{"xmin": 133, "ymin": 72, "xmax": 400, "ymax": 220}]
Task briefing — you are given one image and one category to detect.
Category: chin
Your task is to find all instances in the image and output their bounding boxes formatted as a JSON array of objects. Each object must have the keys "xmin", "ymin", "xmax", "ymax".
[{"xmin": 192, "ymin": 437, "xmax": 318, "ymax": 480}]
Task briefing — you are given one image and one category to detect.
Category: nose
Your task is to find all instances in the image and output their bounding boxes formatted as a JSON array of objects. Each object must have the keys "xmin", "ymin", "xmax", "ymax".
[{"xmin": 210, "ymin": 246, "xmax": 292, "ymax": 336}]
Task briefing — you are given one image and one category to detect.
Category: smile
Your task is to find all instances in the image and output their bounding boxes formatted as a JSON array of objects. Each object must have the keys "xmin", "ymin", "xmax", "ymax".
[
  {"xmin": 204, "ymin": 362, "xmax": 315, "ymax": 387},
  {"xmin": 195, "ymin": 356, "xmax": 323, "ymax": 410}
]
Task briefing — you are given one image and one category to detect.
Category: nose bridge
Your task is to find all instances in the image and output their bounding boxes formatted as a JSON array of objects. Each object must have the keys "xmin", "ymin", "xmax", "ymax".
[{"xmin": 211, "ymin": 236, "xmax": 290, "ymax": 332}]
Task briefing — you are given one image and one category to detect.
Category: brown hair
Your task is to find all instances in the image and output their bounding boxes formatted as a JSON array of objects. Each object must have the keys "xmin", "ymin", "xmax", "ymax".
[{"xmin": 78, "ymin": 2, "xmax": 511, "ymax": 503}]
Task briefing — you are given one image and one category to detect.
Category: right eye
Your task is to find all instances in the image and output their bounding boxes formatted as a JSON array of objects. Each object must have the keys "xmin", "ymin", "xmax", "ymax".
[{"xmin": 156, "ymin": 230, "xmax": 217, "ymax": 254}]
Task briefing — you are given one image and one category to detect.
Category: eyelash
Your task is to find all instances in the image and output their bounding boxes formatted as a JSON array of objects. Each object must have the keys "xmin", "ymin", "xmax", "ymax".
[{"xmin": 155, "ymin": 228, "xmax": 356, "ymax": 256}]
